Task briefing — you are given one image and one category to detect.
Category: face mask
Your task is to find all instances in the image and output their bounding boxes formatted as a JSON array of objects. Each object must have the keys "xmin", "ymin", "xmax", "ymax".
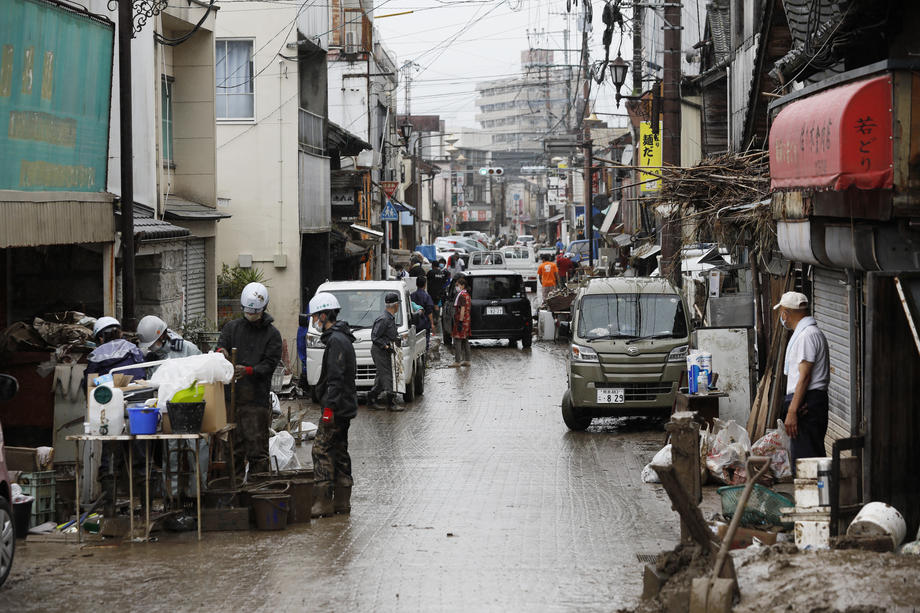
[
  {"xmin": 244, "ymin": 311, "xmax": 262, "ymax": 323},
  {"xmin": 780, "ymin": 312, "xmax": 790, "ymax": 330}
]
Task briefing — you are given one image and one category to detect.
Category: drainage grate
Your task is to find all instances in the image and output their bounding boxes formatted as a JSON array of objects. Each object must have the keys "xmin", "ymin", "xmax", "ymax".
[{"xmin": 636, "ymin": 553, "xmax": 659, "ymax": 564}]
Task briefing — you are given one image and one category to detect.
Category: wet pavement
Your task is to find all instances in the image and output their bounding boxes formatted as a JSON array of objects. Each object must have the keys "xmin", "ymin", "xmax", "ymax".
[{"xmin": 2, "ymin": 328, "xmax": 682, "ymax": 611}]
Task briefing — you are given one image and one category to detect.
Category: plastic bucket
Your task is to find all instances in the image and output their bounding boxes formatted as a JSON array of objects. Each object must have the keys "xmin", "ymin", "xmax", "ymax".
[
  {"xmin": 847, "ymin": 502, "xmax": 908, "ymax": 548},
  {"xmin": 13, "ymin": 497, "xmax": 33, "ymax": 538},
  {"xmin": 166, "ymin": 401, "xmax": 205, "ymax": 434},
  {"xmin": 287, "ymin": 478, "xmax": 314, "ymax": 524},
  {"xmin": 128, "ymin": 406, "xmax": 161, "ymax": 435},
  {"xmin": 251, "ymin": 493, "xmax": 290, "ymax": 530}
]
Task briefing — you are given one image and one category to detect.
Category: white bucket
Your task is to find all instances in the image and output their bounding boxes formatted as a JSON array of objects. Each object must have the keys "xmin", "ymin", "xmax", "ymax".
[
  {"xmin": 539, "ymin": 310, "xmax": 556, "ymax": 341},
  {"xmin": 847, "ymin": 502, "xmax": 907, "ymax": 547}
]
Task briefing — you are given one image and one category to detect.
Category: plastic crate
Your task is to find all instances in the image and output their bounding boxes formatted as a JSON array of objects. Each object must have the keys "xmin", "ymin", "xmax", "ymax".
[
  {"xmin": 17, "ymin": 471, "xmax": 56, "ymax": 527},
  {"xmin": 717, "ymin": 483, "xmax": 794, "ymax": 528}
]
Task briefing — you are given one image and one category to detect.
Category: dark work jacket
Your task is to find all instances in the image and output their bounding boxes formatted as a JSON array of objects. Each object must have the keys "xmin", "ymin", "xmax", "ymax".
[
  {"xmin": 218, "ymin": 313, "xmax": 282, "ymax": 407},
  {"xmin": 85, "ymin": 339, "xmax": 147, "ymax": 385},
  {"xmin": 315, "ymin": 320, "xmax": 358, "ymax": 419},
  {"xmin": 371, "ymin": 310, "xmax": 398, "ymax": 351},
  {"xmin": 427, "ymin": 268, "xmax": 449, "ymax": 303},
  {"xmin": 408, "ymin": 264, "xmax": 425, "ymax": 278}
]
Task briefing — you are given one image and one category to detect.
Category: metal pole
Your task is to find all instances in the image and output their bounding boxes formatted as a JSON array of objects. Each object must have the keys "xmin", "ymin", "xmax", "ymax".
[
  {"xmin": 584, "ymin": 137, "xmax": 593, "ymax": 269},
  {"xmin": 660, "ymin": 0, "xmax": 682, "ymax": 286},
  {"xmin": 118, "ymin": 0, "xmax": 136, "ymax": 325},
  {"xmin": 632, "ymin": 3, "xmax": 643, "ymax": 96}
]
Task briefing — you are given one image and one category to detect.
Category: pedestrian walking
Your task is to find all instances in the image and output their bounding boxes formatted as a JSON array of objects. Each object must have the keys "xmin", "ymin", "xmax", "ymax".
[
  {"xmin": 775, "ymin": 291, "xmax": 830, "ymax": 474},
  {"xmin": 407, "ymin": 253, "xmax": 425, "ymax": 278},
  {"xmin": 367, "ymin": 292, "xmax": 401, "ymax": 410},
  {"xmin": 555, "ymin": 237, "xmax": 565, "ymax": 253},
  {"xmin": 307, "ymin": 292, "xmax": 358, "ymax": 517},
  {"xmin": 451, "ymin": 276, "xmax": 472, "ymax": 367},
  {"xmin": 536, "ymin": 253, "xmax": 560, "ymax": 304},
  {"xmin": 447, "ymin": 252, "xmax": 464, "ymax": 279},
  {"xmin": 555, "ymin": 252, "xmax": 574, "ymax": 282},
  {"xmin": 411, "ymin": 275, "xmax": 435, "ymax": 350},
  {"xmin": 427, "ymin": 259, "xmax": 450, "ymax": 329},
  {"xmin": 217, "ymin": 282, "xmax": 282, "ymax": 479}
]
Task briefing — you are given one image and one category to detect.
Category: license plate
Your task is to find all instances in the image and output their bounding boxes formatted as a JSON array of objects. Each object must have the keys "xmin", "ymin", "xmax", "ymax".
[
  {"xmin": 486, "ymin": 306, "xmax": 504, "ymax": 315},
  {"xmin": 596, "ymin": 388, "xmax": 625, "ymax": 404}
]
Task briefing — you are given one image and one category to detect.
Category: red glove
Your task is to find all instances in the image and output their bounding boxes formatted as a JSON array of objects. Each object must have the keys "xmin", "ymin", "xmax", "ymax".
[{"xmin": 322, "ymin": 407, "xmax": 333, "ymax": 423}]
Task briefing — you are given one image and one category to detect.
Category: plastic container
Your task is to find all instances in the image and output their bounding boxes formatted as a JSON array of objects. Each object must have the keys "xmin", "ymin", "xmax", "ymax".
[
  {"xmin": 12, "ymin": 497, "xmax": 33, "ymax": 538},
  {"xmin": 88, "ymin": 384, "xmax": 125, "ymax": 436},
  {"xmin": 847, "ymin": 502, "xmax": 907, "ymax": 548},
  {"xmin": 127, "ymin": 405, "xmax": 161, "ymax": 435},
  {"xmin": 251, "ymin": 493, "xmax": 290, "ymax": 530},
  {"xmin": 718, "ymin": 483, "xmax": 794, "ymax": 527},
  {"xmin": 18, "ymin": 471, "xmax": 55, "ymax": 527},
  {"xmin": 171, "ymin": 383, "xmax": 205, "ymax": 404},
  {"xmin": 166, "ymin": 401, "xmax": 205, "ymax": 434}
]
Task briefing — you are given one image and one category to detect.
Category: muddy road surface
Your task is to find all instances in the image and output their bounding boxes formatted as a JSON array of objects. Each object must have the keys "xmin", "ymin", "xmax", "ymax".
[{"xmin": 3, "ymin": 336, "xmax": 679, "ymax": 611}]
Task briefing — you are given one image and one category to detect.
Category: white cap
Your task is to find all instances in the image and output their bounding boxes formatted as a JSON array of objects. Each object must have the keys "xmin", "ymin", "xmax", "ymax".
[
  {"xmin": 241, "ymin": 282, "xmax": 269, "ymax": 313},
  {"xmin": 137, "ymin": 315, "xmax": 168, "ymax": 350},
  {"xmin": 308, "ymin": 292, "xmax": 340, "ymax": 314},
  {"xmin": 773, "ymin": 291, "xmax": 809, "ymax": 310}
]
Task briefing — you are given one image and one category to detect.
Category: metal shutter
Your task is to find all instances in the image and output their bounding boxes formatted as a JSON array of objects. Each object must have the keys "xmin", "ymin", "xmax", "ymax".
[
  {"xmin": 812, "ymin": 267, "xmax": 851, "ymax": 442},
  {"xmin": 185, "ymin": 239, "xmax": 206, "ymax": 324}
]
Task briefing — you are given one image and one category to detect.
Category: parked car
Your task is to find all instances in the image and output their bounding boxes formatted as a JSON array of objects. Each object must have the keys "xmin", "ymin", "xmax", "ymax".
[
  {"xmin": 536, "ymin": 246, "xmax": 557, "ymax": 262},
  {"xmin": 560, "ymin": 277, "xmax": 690, "ymax": 430},
  {"xmin": 467, "ymin": 250, "xmax": 506, "ymax": 270},
  {"xmin": 436, "ymin": 236, "xmax": 484, "ymax": 254},
  {"xmin": 443, "ymin": 270, "xmax": 533, "ymax": 348},
  {"xmin": 0, "ymin": 373, "xmax": 17, "ymax": 587},
  {"xmin": 459, "ymin": 230, "xmax": 491, "ymax": 249},
  {"xmin": 565, "ymin": 238, "xmax": 599, "ymax": 265},
  {"xmin": 499, "ymin": 245, "xmax": 538, "ymax": 289},
  {"xmin": 515, "ymin": 234, "xmax": 535, "ymax": 246},
  {"xmin": 304, "ymin": 281, "xmax": 428, "ymax": 401}
]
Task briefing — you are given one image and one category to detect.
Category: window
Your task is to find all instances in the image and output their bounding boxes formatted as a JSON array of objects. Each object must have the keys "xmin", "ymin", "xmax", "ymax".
[
  {"xmin": 471, "ymin": 275, "xmax": 523, "ymax": 300},
  {"xmin": 216, "ymin": 39, "xmax": 254, "ymax": 120},
  {"xmin": 161, "ymin": 75, "xmax": 174, "ymax": 165},
  {"xmin": 577, "ymin": 293, "xmax": 687, "ymax": 340},
  {"xmin": 324, "ymin": 290, "xmax": 404, "ymax": 328}
]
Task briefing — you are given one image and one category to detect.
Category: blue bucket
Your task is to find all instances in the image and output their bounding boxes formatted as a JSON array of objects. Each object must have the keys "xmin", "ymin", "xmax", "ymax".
[{"xmin": 128, "ymin": 405, "xmax": 160, "ymax": 435}]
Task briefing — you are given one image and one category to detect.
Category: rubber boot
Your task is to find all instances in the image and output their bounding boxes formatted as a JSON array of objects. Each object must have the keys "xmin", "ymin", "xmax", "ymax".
[
  {"xmin": 387, "ymin": 392, "xmax": 404, "ymax": 412},
  {"xmin": 311, "ymin": 483, "xmax": 335, "ymax": 518},
  {"xmin": 333, "ymin": 485, "xmax": 352, "ymax": 514},
  {"xmin": 100, "ymin": 475, "xmax": 116, "ymax": 517}
]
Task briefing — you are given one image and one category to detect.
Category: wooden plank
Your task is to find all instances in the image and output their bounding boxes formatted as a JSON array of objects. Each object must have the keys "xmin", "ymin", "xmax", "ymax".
[{"xmin": 652, "ymin": 463, "xmax": 714, "ymax": 550}]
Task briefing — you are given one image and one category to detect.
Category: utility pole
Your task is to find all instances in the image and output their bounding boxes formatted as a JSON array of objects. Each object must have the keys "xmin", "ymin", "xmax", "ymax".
[
  {"xmin": 118, "ymin": 0, "xmax": 136, "ymax": 326},
  {"xmin": 580, "ymin": 1, "xmax": 593, "ymax": 268},
  {"xmin": 661, "ymin": 1, "xmax": 682, "ymax": 286},
  {"xmin": 632, "ymin": 3, "xmax": 643, "ymax": 95}
]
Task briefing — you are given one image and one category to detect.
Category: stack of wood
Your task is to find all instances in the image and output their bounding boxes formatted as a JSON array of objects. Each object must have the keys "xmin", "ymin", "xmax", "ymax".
[{"xmin": 654, "ymin": 150, "xmax": 774, "ymax": 258}]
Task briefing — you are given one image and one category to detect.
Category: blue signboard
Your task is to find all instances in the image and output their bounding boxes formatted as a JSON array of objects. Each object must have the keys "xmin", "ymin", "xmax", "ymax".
[
  {"xmin": 0, "ymin": 0, "xmax": 114, "ymax": 191},
  {"xmin": 381, "ymin": 199, "xmax": 399, "ymax": 221}
]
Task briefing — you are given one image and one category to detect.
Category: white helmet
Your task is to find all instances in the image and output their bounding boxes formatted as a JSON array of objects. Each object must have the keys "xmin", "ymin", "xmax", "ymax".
[
  {"xmin": 137, "ymin": 315, "xmax": 168, "ymax": 350},
  {"xmin": 92, "ymin": 316, "xmax": 121, "ymax": 337},
  {"xmin": 241, "ymin": 282, "xmax": 269, "ymax": 312},
  {"xmin": 308, "ymin": 292, "xmax": 340, "ymax": 314}
]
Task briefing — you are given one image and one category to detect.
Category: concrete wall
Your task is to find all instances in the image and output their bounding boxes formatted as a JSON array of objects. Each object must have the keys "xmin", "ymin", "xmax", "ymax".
[
  {"xmin": 215, "ymin": 1, "xmax": 311, "ymax": 349},
  {"xmin": 135, "ymin": 242, "xmax": 187, "ymax": 329}
]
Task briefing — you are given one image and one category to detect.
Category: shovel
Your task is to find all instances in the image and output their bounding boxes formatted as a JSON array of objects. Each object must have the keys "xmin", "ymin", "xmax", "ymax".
[{"xmin": 690, "ymin": 455, "xmax": 771, "ymax": 613}]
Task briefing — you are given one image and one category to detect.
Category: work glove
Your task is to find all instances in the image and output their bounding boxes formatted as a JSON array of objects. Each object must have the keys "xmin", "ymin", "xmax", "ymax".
[{"xmin": 322, "ymin": 407, "xmax": 333, "ymax": 423}]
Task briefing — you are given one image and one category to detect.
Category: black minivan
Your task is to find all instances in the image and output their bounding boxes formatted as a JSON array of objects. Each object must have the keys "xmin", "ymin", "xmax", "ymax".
[{"xmin": 443, "ymin": 270, "xmax": 533, "ymax": 348}]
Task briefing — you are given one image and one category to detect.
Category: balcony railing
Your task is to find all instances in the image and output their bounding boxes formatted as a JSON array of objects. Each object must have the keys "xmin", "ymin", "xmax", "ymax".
[{"xmin": 299, "ymin": 107, "xmax": 325, "ymax": 156}]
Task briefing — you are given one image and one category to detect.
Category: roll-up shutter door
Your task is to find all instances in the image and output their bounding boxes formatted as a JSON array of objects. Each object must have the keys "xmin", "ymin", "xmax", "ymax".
[
  {"xmin": 185, "ymin": 239, "xmax": 206, "ymax": 324},
  {"xmin": 812, "ymin": 267, "xmax": 851, "ymax": 443}
]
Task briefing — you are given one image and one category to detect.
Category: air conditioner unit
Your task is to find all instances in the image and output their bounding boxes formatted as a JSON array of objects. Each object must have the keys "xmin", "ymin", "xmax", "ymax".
[{"xmin": 344, "ymin": 31, "xmax": 358, "ymax": 54}]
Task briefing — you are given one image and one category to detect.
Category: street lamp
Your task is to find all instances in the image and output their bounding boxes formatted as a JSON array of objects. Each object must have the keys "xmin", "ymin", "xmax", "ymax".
[
  {"xmin": 399, "ymin": 121, "xmax": 414, "ymax": 145},
  {"xmin": 609, "ymin": 53, "xmax": 642, "ymax": 107}
]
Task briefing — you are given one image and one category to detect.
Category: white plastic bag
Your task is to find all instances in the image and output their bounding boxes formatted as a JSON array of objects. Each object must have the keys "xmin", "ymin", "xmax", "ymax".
[
  {"xmin": 641, "ymin": 444, "xmax": 672, "ymax": 483},
  {"xmin": 149, "ymin": 352, "xmax": 234, "ymax": 409},
  {"xmin": 270, "ymin": 392, "xmax": 281, "ymax": 416},
  {"xmin": 751, "ymin": 419, "xmax": 793, "ymax": 479},
  {"xmin": 268, "ymin": 430, "xmax": 300, "ymax": 471},
  {"xmin": 706, "ymin": 419, "xmax": 751, "ymax": 484}
]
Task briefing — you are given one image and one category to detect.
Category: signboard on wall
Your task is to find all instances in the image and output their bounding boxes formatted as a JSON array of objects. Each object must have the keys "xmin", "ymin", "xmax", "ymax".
[
  {"xmin": 0, "ymin": 0, "xmax": 114, "ymax": 191},
  {"xmin": 638, "ymin": 121, "xmax": 662, "ymax": 193},
  {"xmin": 331, "ymin": 189, "xmax": 356, "ymax": 206}
]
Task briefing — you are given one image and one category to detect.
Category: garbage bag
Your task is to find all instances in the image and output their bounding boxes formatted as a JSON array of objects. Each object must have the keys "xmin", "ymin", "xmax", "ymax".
[
  {"xmin": 268, "ymin": 430, "xmax": 300, "ymax": 471},
  {"xmin": 271, "ymin": 392, "xmax": 282, "ymax": 416},
  {"xmin": 706, "ymin": 419, "xmax": 751, "ymax": 484},
  {"xmin": 641, "ymin": 444, "xmax": 672, "ymax": 483},
  {"xmin": 149, "ymin": 353, "xmax": 234, "ymax": 409},
  {"xmin": 751, "ymin": 419, "xmax": 792, "ymax": 480}
]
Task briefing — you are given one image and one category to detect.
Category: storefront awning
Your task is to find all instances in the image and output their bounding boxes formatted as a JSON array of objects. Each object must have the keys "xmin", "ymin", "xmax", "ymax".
[
  {"xmin": 599, "ymin": 201, "xmax": 621, "ymax": 233},
  {"xmin": 349, "ymin": 223, "xmax": 383, "ymax": 239},
  {"xmin": 546, "ymin": 213, "xmax": 564, "ymax": 223},
  {"xmin": 633, "ymin": 242, "xmax": 661, "ymax": 260},
  {"xmin": 769, "ymin": 74, "xmax": 892, "ymax": 191}
]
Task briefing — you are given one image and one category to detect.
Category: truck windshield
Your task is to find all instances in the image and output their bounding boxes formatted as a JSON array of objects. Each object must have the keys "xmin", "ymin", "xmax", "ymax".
[
  {"xmin": 471, "ymin": 276, "xmax": 524, "ymax": 300},
  {"xmin": 577, "ymin": 293, "xmax": 687, "ymax": 340},
  {"xmin": 326, "ymin": 290, "xmax": 403, "ymax": 328}
]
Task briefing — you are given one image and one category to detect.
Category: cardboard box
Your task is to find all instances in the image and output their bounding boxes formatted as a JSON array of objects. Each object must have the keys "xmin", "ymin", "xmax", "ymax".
[
  {"xmin": 162, "ymin": 383, "xmax": 226, "ymax": 434},
  {"xmin": 715, "ymin": 523, "xmax": 780, "ymax": 550},
  {"xmin": 5, "ymin": 447, "xmax": 40, "ymax": 472}
]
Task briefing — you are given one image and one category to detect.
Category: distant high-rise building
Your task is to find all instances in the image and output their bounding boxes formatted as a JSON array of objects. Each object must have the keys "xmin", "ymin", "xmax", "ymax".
[{"xmin": 475, "ymin": 50, "xmax": 578, "ymax": 151}]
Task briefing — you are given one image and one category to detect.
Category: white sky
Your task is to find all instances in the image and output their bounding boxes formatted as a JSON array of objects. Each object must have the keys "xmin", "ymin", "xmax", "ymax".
[{"xmin": 372, "ymin": 0, "xmax": 631, "ymax": 132}]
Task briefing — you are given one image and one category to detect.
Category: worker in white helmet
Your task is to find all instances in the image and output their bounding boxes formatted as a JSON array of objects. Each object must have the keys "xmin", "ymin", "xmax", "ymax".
[
  {"xmin": 217, "ymin": 282, "xmax": 282, "ymax": 478},
  {"xmin": 137, "ymin": 315, "xmax": 201, "ymax": 362},
  {"xmin": 85, "ymin": 316, "xmax": 146, "ymax": 384}
]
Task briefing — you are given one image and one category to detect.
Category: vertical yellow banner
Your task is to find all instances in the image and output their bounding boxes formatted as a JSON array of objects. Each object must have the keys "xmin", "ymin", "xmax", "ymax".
[{"xmin": 639, "ymin": 121, "xmax": 662, "ymax": 192}]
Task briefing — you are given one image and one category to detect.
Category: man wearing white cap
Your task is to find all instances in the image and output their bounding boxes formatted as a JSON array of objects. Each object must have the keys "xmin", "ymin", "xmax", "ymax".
[{"xmin": 774, "ymin": 291, "xmax": 830, "ymax": 470}]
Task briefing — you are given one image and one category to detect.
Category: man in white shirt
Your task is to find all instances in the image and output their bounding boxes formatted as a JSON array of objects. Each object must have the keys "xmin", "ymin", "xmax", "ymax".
[{"xmin": 775, "ymin": 291, "xmax": 830, "ymax": 471}]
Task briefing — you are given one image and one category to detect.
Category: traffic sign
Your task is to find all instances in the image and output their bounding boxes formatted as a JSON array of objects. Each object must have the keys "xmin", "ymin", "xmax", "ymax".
[
  {"xmin": 381, "ymin": 181, "xmax": 399, "ymax": 198},
  {"xmin": 381, "ymin": 199, "xmax": 399, "ymax": 222}
]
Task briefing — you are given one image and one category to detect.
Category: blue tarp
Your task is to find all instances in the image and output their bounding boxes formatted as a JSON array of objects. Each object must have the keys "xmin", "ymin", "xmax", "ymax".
[{"xmin": 415, "ymin": 245, "xmax": 437, "ymax": 262}]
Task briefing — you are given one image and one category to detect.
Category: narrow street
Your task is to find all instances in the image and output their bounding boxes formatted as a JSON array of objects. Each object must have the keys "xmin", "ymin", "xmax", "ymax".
[{"xmin": 3, "ymin": 337, "xmax": 680, "ymax": 611}]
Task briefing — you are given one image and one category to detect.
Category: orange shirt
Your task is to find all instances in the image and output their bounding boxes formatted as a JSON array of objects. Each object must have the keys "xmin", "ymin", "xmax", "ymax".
[{"xmin": 538, "ymin": 261, "xmax": 559, "ymax": 286}]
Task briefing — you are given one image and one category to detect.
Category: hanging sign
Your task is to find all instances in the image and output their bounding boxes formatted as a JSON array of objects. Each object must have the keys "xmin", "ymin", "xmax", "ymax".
[{"xmin": 639, "ymin": 121, "xmax": 662, "ymax": 193}]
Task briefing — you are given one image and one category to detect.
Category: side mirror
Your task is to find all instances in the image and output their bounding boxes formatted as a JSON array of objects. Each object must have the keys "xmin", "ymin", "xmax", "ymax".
[
  {"xmin": 0, "ymin": 373, "xmax": 19, "ymax": 402},
  {"xmin": 558, "ymin": 321, "xmax": 571, "ymax": 338}
]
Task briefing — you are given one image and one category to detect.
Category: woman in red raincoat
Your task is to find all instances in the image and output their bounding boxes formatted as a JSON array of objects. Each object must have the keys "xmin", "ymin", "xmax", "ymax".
[{"xmin": 451, "ymin": 276, "xmax": 472, "ymax": 366}]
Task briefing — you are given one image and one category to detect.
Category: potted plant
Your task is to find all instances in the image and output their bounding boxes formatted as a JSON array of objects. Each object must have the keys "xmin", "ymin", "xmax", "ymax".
[{"xmin": 217, "ymin": 265, "xmax": 270, "ymax": 327}]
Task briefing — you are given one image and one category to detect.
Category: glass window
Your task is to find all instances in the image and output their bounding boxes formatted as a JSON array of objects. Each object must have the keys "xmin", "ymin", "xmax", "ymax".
[
  {"xmin": 326, "ymin": 290, "xmax": 403, "ymax": 329},
  {"xmin": 471, "ymin": 275, "xmax": 523, "ymax": 300},
  {"xmin": 216, "ymin": 39, "xmax": 254, "ymax": 119},
  {"xmin": 577, "ymin": 293, "xmax": 687, "ymax": 340},
  {"xmin": 161, "ymin": 76, "xmax": 174, "ymax": 165}
]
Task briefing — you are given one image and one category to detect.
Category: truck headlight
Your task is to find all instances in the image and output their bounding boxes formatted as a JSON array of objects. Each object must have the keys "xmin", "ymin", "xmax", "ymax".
[
  {"xmin": 667, "ymin": 345, "xmax": 689, "ymax": 362},
  {"xmin": 306, "ymin": 334, "xmax": 325, "ymax": 348},
  {"xmin": 570, "ymin": 344, "xmax": 599, "ymax": 363}
]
